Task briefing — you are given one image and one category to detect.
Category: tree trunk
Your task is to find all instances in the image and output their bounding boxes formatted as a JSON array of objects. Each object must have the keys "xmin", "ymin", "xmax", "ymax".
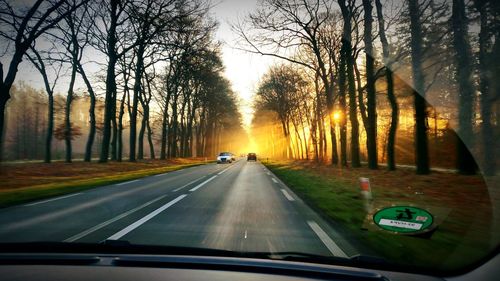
[
  {"xmin": 329, "ymin": 112, "xmax": 339, "ymax": 166},
  {"xmin": 147, "ymin": 116, "xmax": 155, "ymax": 159},
  {"xmin": 64, "ymin": 66, "xmax": 77, "ymax": 163},
  {"xmin": 138, "ymin": 108, "xmax": 146, "ymax": 160},
  {"xmin": 452, "ymin": 0, "xmax": 477, "ymax": 174},
  {"xmin": 325, "ymin": 83, "xmax": 339, "ymax": 165},
  {"xmin": 160, "ymin": 92, "xmax": 171, "ymax": 160},
  {"xmin": 476, "ymin": 1, "xmax": 495, "ymax": 176},
  {"xmin": 170, "ymin": 94, "xmax": 179, "ymax": 158},
  {"xmin": 110, "ymin": 101, "xmax": 117, "ymax": 161},
  {"xmin": 409, "ymin": 0, "xmax": 430, "ymax": 174},
  {"xmin": 45, "ymin": 93, "xmax": 54, "ymax": 163},
  {"xmin": 100, "ymin": 0, "xmax": 119, "ymax": 163},
  {"xmin": 160, "ymin": 107, "xmax": 168, "ymax": 159},
  {"xmin": 78, "ymin": 64, "xmax": 96, "ymax": 162},
  {"xmin": 386, "ymin": 69, "xmax": 398, "ymax": 170},
  {"xmin": 338, "ymin": 34, "xmax": 348, "ymax": 167},
  {"xmin": 375, "ymin": 0, "xmax": 398, "ymax": 171},
  {"xmin": 363, "ymin": 0, "xmax": 378, "ymax": 170},
  {"xmin": 347, "ymin": 51, "xmax": 361, "ymax": 167},
  {"xmin": 129, "ymin": 46, "xmax": 145, "ymax": 162},
  {"xmin": 117, "ymin": 92, "xmax": 126, "ymax": 162},
  {"xmin": 339, "ymin": 0, "xmax": 360, "ymax": 168},
  {"xmin": 100, "ymin": 67, "xmax": 116, "ymax": 163},
  {"xmin": 0, "ymin": 92, "xmax": 8, "ymax": 162}
]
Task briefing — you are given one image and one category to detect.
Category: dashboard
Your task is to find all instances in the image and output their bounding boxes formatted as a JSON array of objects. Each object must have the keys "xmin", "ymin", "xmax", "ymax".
[{"xmin": 2, "ymin": 252, "xmax": 497, "ymax": 281}]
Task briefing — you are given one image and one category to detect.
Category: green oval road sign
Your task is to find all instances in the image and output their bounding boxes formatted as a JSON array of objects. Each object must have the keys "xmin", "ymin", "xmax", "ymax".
[{"xmin": 373, "ymin": 206, "xmax": 433, "ymax": 234}]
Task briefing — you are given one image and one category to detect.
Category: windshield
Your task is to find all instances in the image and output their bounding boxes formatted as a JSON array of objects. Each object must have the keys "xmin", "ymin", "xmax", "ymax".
[{"xmin": 0, "ymin": 0, "xmax": 498, "ymax": 276}]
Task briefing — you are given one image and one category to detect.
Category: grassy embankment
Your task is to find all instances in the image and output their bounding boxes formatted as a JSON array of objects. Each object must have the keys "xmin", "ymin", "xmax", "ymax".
[
  {"xmin": 0, "ymin": 158, "xmax": 208, "ymax": 208},
  {"xmin": 263, "ymin": 159, "xmax": 497, "ymax": 272}
]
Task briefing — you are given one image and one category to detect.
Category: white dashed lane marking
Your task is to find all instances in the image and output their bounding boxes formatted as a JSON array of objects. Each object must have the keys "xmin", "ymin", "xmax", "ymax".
[
  {"xmin": 280, "ymin": 189, "xmax": 295, "ymax": 201},
  {"xmin": 107, "ymin": 195, "xmax": 187, "ymax": 240},
  {"xmin": 189, "ymin": 175, "xmax": 217, "ymax": 192},
  {"xmin": 64, "ymin": 195, "xmax": 168, "ymax": 242}
]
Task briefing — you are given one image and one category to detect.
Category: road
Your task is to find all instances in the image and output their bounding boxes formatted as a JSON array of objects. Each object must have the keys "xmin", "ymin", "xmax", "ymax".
[{"xmin": 0, "ymin": 160, "xmax": 358, "ymax": 258}]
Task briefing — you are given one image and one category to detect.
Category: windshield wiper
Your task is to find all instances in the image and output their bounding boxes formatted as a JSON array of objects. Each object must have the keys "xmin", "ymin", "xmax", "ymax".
[{"xmin": 256, "ymin": 251, "xmax": 388, "ymax": 267}]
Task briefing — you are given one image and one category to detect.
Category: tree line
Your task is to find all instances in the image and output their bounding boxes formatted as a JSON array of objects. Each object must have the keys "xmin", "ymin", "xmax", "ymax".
[
  {"xmin": 238, "ymin": 0, "xmax": 499, "ymax": 175},
  {"xmin": 0, "ymin": 0, "xmax": 246, "ymax": 163}
]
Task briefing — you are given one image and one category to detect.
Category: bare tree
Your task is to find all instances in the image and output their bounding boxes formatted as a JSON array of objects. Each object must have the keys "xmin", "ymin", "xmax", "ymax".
[
  {"xmin": 375, "ymin": 0, "xmax": 398, "ymax": 170},
  {"xmin": 408, "ymin": 0, "xmax": 430, "ymax": 174},
  {"xmin": 474, "ymin": 0, "xmax": 496, "ymax": 176},
  {"xmin": 26, "ymin": 46, "xmax": 63, "ymax": 163},
  {"xmin": 451, "ymin": 0, "xmax": 477, "ymax": 174},
  {"xmin": 234, "ymin": 0, "xmax": 343, "ymax": 165},
  {"xmin": 0, "ymin": 0, "xmax": 86, "ymax": 161},
  {"xmin": 362, "ymin": 0, "xmax": 378, "ymax": 169}
]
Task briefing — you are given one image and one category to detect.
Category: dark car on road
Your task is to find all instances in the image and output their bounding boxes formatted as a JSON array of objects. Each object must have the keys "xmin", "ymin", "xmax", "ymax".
[{"xmin": 247, "ymin": 153, "xmax": 257, "ymax": 161}]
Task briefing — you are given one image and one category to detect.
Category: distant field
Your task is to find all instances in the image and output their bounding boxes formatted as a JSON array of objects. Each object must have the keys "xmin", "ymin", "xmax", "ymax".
[
  {"xmin": 263, "ymin": 159, "xmax": 498, "ymax": 272},
  {"xmin": 0, "ymin": 158, "xmax": 208, "ymax": 208}
]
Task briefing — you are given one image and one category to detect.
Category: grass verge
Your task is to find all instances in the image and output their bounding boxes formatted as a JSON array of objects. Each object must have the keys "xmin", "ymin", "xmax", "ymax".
[
  {"xmin": 0, "ymin": 158, "xmax": 207, "ymax": 208},
  {"xmin": 263, "ymin": 160, "xmax": 497, "ymax": 273}
]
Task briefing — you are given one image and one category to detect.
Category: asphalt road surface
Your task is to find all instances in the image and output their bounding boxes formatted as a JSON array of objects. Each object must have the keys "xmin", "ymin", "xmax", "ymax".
[{"xmin": 0, "ymin": 160, "xmax": 358, "ymax": 257}]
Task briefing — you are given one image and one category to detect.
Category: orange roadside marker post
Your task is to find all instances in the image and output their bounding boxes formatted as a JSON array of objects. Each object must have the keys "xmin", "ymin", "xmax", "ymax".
[{"xmin": 359, "ymin": 177, "xmax": 373, "ymax": 212}]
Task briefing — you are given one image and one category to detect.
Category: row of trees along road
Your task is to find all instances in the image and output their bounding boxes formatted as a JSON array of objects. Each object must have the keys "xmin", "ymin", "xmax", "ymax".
[
  {"xmin": 237, "ymin": 0, "xmax": 499, "ymax": 175},
  {"xmin": 0, "ymin": 0, "xmax": 246, "ymax": 164}
]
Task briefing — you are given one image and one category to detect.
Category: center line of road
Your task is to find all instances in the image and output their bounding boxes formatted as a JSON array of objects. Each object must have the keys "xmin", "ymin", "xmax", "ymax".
[
  {"xmin": 280, "ymin": 189, "xmax": 295, "ymax": 201},
  {"xmin": 307, "ymin": 221, "xmax": 348, "ymax": 258},
  {"xmin": 107, "ymin": 194, "xmax": 187, "ymax": 241},
  {"xmin": 64, "ymin": 195, "xmax": 168, "ymax": 242},
  {"xmin": 271, "ymin": 178, "xmax": 279, "ymax": 183},
  {"xmin": 189, "ymin": 175, "xmax": 217, "ymax": 192},
  {"xmin": 172, "ymin": 176, "xmax": 206, "ymax": 192},
  {"xmin": 116, "ymin": 179, "xmax": 140, "ymax": 186},
  {"xmin": 24, "ymin": 193, "xmax": 82, "ymax": 207}
]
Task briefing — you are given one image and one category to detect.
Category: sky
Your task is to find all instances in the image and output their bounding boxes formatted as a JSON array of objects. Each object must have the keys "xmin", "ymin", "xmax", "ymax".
[{"xmin": 210, "ymin": 0, "xmax": 276, "ymax": 129}]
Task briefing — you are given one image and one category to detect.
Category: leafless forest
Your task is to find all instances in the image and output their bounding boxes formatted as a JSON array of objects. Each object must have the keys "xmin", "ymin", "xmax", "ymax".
[{"xmin": 0, "ymin": 0, "xmax": 498, "ymax": 176}]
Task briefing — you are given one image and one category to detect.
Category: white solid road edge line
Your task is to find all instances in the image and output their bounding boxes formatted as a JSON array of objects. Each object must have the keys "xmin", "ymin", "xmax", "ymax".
[
  {"xmin": 189, "ymin": 175, "xmax": 217, "ymax": 192},
  {"xmin": 24, "ymin": 193, "xmax": 82, "ymax": 207},
  {"xmin": 307, "ymin": 221, "xmax": 348, "ymax": 258},
  {"xmin": 280, "ymin": 189, "xmax": 295, "ymax": 201},
  {"xmin": 107, "ymin": 194, "xmax": 187, "ymax": 241},
  {"xmin": 64, "ymin": 195, "xmax": 168, "ymax": 242},
  {"xmin": 116, "ymin": 179, "xmax": 140, "ymax": 186}
]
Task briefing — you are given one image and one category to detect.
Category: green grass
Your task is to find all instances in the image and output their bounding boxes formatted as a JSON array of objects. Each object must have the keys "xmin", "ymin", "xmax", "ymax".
[
  {"xmin": 0, "ymin": 162, "xmax": 204, "ymax": 208},
  {"xmin": 263, "ymin": 160, "xmax": 493, "ymax": 273}
]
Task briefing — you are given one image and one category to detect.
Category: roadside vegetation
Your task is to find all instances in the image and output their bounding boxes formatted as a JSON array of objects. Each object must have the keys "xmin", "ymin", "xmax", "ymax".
[
  {"xmin": 264, "ymin": 160, "xmax": 497, "ymax": 271},
  {"xmin": 0, "ymin": 158, "xmax": 206, "ymax": 208}
]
